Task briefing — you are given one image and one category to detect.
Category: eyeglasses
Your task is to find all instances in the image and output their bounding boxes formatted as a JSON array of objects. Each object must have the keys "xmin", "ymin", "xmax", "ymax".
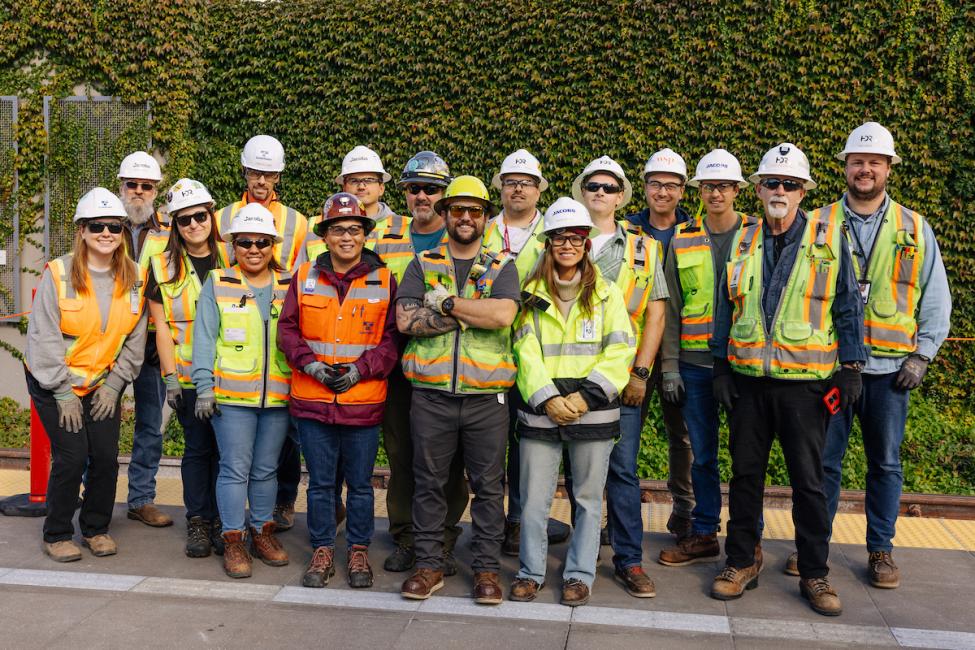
[
  {"xmin": 550, "ymin": 233, "xmax": 587, "ymax": 248},
  {"xmin": 174, "ymin": 211, "xmax": 210, "ymax": 227},
  {"xmin": 406, "ymin": 184, "xmax": 443, "ymax": 196},
  {"xmin": 345, "ymin": 177, "xmax": 382, "ymax": 187},
  {"xmin": 124, "ymin": 181, "xmax": 156, "ymax": 192},
  {"xmin": 759, "ymin": 178, "xmax": 804, "ymax": 192},
  {"xmin": 645, "ymin": 180, "xmax": 684, "ymax": 192},
  {"xmin": 85, "ymin": 221, "xmax": 124, "ymax": 234},
  {"xmin": 583, "ymin": 181, "xmax": 622, "ymax": 194},
  {"xmin": 244, "ymin": 169, "xmax": 281, "ymax": 182},
  {"xmin": 700, "ymin": 182, "xmax": 738, "ymax": 194},
  {"xmin": 326, "ymin": 224, "xmax": 365, "ymax": 237},
  {"xmin": 234, "ymin": 238, "xmax": 273, "ymax": 250},
  {"xmin": 447, "ymin": 205, "xmax": 487, "ymax": 219},
  {"xmin": 501, "ymin": 179, "xmax": 539, "ymax": 190}
]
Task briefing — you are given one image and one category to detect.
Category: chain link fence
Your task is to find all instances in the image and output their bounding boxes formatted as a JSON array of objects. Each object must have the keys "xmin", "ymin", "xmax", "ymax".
[
  {"xmin": 44, "ymin": 97, "xmax": 151, "ymax": 261},
  {"xmin": 0, "ymin": 96, "xmax": 19, "ymax": 321}
]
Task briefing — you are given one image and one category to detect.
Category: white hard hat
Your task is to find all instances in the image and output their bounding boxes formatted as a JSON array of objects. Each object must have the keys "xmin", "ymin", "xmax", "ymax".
[
  {"xmin": 571, "ymin": 155, "xmax": 634, "ymax": 209},
  {"xmin": 74, "ymin": 187, "xmax": 127, "ymax": 223},
  {"xmin": 221, "ymin": 203, "xmax": 282, "ymax": 242},
  {"xmin": 836, "ymin": 122, "xmax": 901, "ymax": 164},
  {"xmin": 117, "ymin": 151, "xmax": 162, "ymax": 182},
  {"xmin": 643, "ymin": 148, "xmax": 688, "ymax": 181},
  {"xmin": 165, "ymin": 178, "xmax": 215, "ymax": 214},
  {"xmin": 241, "ymin": 135, "xmax": 286, "ymax": 173},
  {"xmin": 491, "ymin": 149, "xmax": 549, "ymax": 191},
  {"xmin": 538, "ymin": 197, "xmax": 597, "ymax": 241},
  {"xmin": 335, "ymin": 145, "xmax": 391, "ymax": 184},
  {"xmin": 748, "ymin": 143, "xmax": 817, "ymax": 189},
  {"xmin": 688, "ymin": 149, "xmax": 748, "ymax": 188}
]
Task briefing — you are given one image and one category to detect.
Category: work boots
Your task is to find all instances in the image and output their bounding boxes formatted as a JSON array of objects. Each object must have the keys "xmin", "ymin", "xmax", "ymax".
[
  {"xmin": 250, "ymin": 521, "xmax": 289, "ymax": 566},
  {"xmin": 658, "ymin": 533, "xmax": 720, "ymax": 566},
  {"xmin": 800, "ymin": 577, "xmax": 843, "ymax": 616},
  {"xmin": 185, "ymin": 516, "xmax": 212, "ymax": 558},
  {"xmin": 347, "ymin": 545, "xmax": 374, "ymax": 588},
  {"xmin": 222, "ymin": 530, "xmax": 252, "ymax": 579},
  {"xmin": 868, "ymin": 551, "xmax": 900, "ymax": 589}
]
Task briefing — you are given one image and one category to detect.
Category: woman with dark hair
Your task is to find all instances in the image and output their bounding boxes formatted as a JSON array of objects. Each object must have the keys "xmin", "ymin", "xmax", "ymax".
[
  {"xmin": 508, "ymin": 197, "xmax": 635, "ymax": 607},
  {"xmin": 147, "ymin": 178, "xmax": 227, "ymax": 558},
  {"xmin": 25, "ymin": 187, "xmax": 147, "ymax": 562}
]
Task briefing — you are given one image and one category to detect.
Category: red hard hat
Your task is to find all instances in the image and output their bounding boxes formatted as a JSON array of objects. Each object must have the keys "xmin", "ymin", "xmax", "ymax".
[{"xmin": 314, "ymin": 192, "xmax": 375, "ymax": 236}]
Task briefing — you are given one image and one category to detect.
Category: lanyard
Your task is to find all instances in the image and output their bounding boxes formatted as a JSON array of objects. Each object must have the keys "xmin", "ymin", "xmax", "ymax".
[{"xmin": 501, "ymin": 212, "xmax": 541, "ymax": 254}]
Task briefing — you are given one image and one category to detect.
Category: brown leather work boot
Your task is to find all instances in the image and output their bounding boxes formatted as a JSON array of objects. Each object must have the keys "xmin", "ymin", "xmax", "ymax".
[
  {"xmin": 784, "ymin": 551, "xmax": 799, "ymax": 576},
  {"xmin": 347, "ymin": 545, "xmax": 374, "ymax": 589},
  {"xmin": 401, "ymin": 568, "xmax": 444, "ymax": 600},
  {"xmin": 561, "ymin": 578, "xmax": 591, "ymax": 607},
  {"xmin": 658, "ymin": 532, "xmax": 720, "ymax": 566},
  {"xmin": 615, "ymin": 565, "xmax": 656, "ymax": 598},
  {"xmin": 800, "ymin": 577, "xmax": 843, "ymax": 616},
  {"xmin": 868, "ymin": 551, "xmax": 900, "ymax": 589},
  {"xmin": 127, "ymin": 503, "xmax": 174, "ymax": 528},
  {"xmin": 222, "ymin": 530, "xmax": 252, "ymax": 579},
  {"xmin": 44, "ymin": 540, "xmax": 82, "ymax": 563},
  {"xmin": 473, "ymin": 571, "xmax": 503, "ymax": 605},
  {"xmin": 509, "ymin": 577, "xmax": 543, "ymax": 602},
  {"xmin": 302, "ymin": 546, "xmax": 335, "ymax": 588},
  {"xmin": 710, "ymin": 563, "xmax": 761, "ymax": 600},
  {"xmin": 250, "ymin": 522, "xmax": 289, "ymax": 567},
  {"xmin": 82, "ymin": 534, "xmax": 118, "ymax": 557}
]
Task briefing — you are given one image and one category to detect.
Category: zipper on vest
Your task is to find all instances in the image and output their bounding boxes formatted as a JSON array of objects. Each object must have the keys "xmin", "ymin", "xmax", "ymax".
[{"xmin": 261, "ymin": 318, "xmax": 270, "ymax": 409}]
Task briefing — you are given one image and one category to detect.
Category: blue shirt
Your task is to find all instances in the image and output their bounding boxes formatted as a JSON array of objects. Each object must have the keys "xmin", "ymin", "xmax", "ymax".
[
  {"xmin": 625, "ymin": 206, "xmax": 691, "ymax": 262},
  {"xmin": 411, "ymin": 226, "xmax": 446, "ymax": 255}
]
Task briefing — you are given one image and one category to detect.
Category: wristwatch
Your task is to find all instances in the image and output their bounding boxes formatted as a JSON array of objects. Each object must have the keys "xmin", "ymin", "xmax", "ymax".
[
  {"xmin": 842, "ymin": 361, "xmax": 864, "ymax": 372},
  {"xmin": 441, "ymin": 296, "xmax": 455, "ymax": 314},
  {"xmin": 632, "ymin": 366, "xmax": 651, "ymax": 380}
]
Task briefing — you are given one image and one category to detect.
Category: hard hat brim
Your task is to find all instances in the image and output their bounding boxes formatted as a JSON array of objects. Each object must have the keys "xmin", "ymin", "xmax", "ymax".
[
  {"xmin": 836, "ymin": 150, "xmax": 902, "ymax": 165},
  {"xmin": 571, "ymin": 172, "xmax": 633, "ymax": 210},
  {"xmin": 747, "ymin": 172, "xmax": 817, "ymax": 190},
  {"xmin": 313, "ymin": 215, "xmax": 376, "ymax": 238},
  {"xmin": 396, "ymin": 173, "xmax": 451, "ymax": 188},
  {"xmin": 335, "ymin": 172, "xmax": 393, "ymax": 185},
  {"xmin": 434, "ymin": 195, "xmax": 497, "ymax": 218}
]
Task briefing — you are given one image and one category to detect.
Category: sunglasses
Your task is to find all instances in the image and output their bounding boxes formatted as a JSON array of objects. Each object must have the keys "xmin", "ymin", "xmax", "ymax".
[
  {"xmin": 85, "ymin": 221, "xmax": 124, "ymax": 234},
  {"xmin": 326, "ymin": 224, "xmax": 365, "ymax": 237},
  {"xmin": 406, "ymin": 183, "xmax": 443, "ymax": 196},
  {"xmin": 244, "ymin": 169, "xmax": 280, "ymax": 182},
  {"xmin": 234, "ymin": 238, "xmax": 273, "ymax": 250},
  {"xmin": 583, "ymin": 181, "xmax": 622, "ymax": 194},
  {"xmin": 447, "ymin": 205, "xmax": 487, "ymax": 219},
  {"xmin": 759, "ymin": 178, "xmax": 804, "ymax": 192},
  {"xmin": 174, "ymin": 211, "xmax": 210, "ymax": 227},
  {"xmin": 124, "ymin": 181, "xmax": 156, "ymax": 192}
]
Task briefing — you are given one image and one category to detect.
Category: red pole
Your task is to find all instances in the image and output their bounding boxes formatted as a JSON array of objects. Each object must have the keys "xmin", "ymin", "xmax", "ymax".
[{"xmin": 28, "ymin": 398, "xmax": 51, "ymax": 504}]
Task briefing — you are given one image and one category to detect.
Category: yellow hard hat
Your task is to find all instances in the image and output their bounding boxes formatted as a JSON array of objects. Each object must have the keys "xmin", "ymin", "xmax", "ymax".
[{"xmin": 434, "ymin": 175, "xmax": 496, "ymax": 217}]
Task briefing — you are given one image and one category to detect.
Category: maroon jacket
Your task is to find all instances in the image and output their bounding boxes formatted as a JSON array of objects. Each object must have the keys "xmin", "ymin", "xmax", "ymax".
[{"xmin": 278, "ymin": 249, "xmax": 402, "ymax": 426}]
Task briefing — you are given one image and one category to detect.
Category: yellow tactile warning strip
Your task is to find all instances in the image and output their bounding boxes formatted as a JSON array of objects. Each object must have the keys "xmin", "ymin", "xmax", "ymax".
[{"xmin": 2, "ymin": 468, "xmax": 973, "ymax": 551}]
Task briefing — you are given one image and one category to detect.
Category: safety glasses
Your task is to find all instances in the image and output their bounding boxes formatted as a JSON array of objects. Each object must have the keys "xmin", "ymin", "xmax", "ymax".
[
  {"xmin": 447, "ymin": 205, "xmax": 487, "ymax": 219},
  {"xmin": 326, "ymin": 224, "xmax": 365, "ymax": 237},
  {"xmin": 759, "ymin": 178, "xmax": 804, "ymax": 192},
  {"xmin": 124, "ymin": 181, "xmax": 156, "ymax": 192},
  {"xmin": 174, "ymin": 211, "xmax": 210, "ymax": 227},
  {"xmin": 700, "ymin": 182, "xmax": 738, "ymax": 194},
  {"xmin": 406, "ymin": 184, "xmax": 443, "ymax": 196},
  {"xmin": 583, "ymin": 181, "xmax": 622, "ymax": 194},
  {"xmin": 244, "ymin": 169, "xmax": 280, "ymax": 182},
  {"xmin": 85, "ymin": 222, "xmax": 124, "ymax": 234},
  {"xmin": 234, "ymin": 238, "xmax": 273, "ymax": 250},
  {"xmin": 550, "ymin": 233, "xmax": 587, "ymax": 248},
  {"xmin": 501, "ymin": 179, "xmax": 539, "ymax": 190}
]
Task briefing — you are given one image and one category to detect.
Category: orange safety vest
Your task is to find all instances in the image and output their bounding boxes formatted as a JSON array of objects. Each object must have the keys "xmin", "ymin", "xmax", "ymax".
[
  {"xmin": 44, "ymin": 254, "xmax": 145, "ymax": 395},
  {"xmin": 289, "ymin": 261, "xmax": 393, "ymax": 405},
  {"xmin": 217, "ymin": 192, "xmax": 308, "ymax": 271}
]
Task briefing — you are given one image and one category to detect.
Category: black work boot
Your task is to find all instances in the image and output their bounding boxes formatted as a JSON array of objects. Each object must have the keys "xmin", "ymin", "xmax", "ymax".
[
  {"xmin": 185, "ymin": 516, "xmax": 212, "ymax": 558},
  {"xmin": 210, "ymin": 517, "xmax": 225, "ymax": 556}
]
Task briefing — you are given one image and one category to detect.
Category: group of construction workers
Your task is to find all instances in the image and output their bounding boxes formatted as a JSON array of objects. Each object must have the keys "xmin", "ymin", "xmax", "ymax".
[{"xmin": 22, "ymin": 120, "xmax": 951, "ymax": 617}]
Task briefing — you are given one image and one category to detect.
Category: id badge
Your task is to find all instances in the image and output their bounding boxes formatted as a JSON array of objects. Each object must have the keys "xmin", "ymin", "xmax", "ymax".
[
  {"xmin": 858, "ymin": 281, "xmax": 871, "ymax": 305},
  {"xmin": 224, "ymin": 327, "xmax": 246, "ymax": 342},
  {"xmin": 223, "ymin": 304, "xmax": 247, "ymax": 314},
  {"xmin": 580, "ymin": 319, "xmax": 597, "ymax": 342}
]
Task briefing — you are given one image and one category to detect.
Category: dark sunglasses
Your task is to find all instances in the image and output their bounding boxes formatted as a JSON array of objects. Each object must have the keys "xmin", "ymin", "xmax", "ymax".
[
  {"xmin": 406, "ymin": 184, "xmax": 444, "ymax": 196},
  {"xmin": 85, "ymin": 221, "xmax": 124, "ymax": 234},
  {"xmin": 174, "ymin": 211, "xmax": 210, "ymax": 227},
  {"xmin": 759, "ymin": 178, "xmax": 804, "ymax": 192},
  {"xmin": 124, "ymin": 181, "xmax": 155, "ymax": 191},
  {"xmin": 583, "ymin": 181, "xmax": 622, "ymax": 194},
  {"xmin": 234, "ymin": 238, "xmax": 273, "ymax": 250}
]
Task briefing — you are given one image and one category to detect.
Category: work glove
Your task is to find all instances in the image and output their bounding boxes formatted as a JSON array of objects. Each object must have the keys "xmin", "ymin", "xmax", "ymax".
[
  {"xmin": 54, "ymin": 390, "xmax": 83, "ymax": 434},
  {"xmin": 712, "ymin": 357, "xmax": 738, "ymax": 412},
  {"xmin": 164, "ymin": 372, "xmax": 182, "ymax": 412},
  {"xmin": 423, "ymin": 284, "xmax": 452, "ymax": 315},
  {"xmin": 195, "ymin": 388, "xmax": 221, "ymax": 421},
  {"xmin": 324, "ymin": 363, "xmax": 361, "ymax": 394},
  {"xmin": 830, "ymin": 365, "xmax": 863, "ymax": 410},
  {"xmin": 565, "ymin": 392, "xmax": 590, "ymax": 416},
  {"xmin": 895, "ymin": 354, "xmax": 930, "ymax": 391},
  {"xmin": 303, "ymin": 361, "xmax": 334, "ymax": 385},
  {"xmin": 621, "ymin": 373, "xmax": 648, "ymax": 407},
  {"xmin": 89, "ymin": 384, "xmax": 120, "ymax": 421},
  {"xmin": 661, "ymin": 371, "xmax": 686, "ymax": 407},
  {"xmin": 544, "ymin": 395, "xmax": 580, "ymax": 425}
]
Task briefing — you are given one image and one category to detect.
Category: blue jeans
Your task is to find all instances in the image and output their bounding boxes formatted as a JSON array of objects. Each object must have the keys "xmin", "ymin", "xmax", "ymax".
[
  {"xmin": 518, "ymin": 437, "xmax": 613, "ymax": 588},
  {"xmin": 211, "ymin": 405, "xmax": 290, "ymax": 533},
  {"xmin": 823, "ymin": 371, "xmax": 909, "ymax": 552},
  {"xmin": 295, "ymin": 418, "xmax": 379, "ymax": 549},
  {"xmin": 680, "ymin": 362, "xmax": 722, "ymax": 535},
  {"xmin": 605, "ymin": 403, "xmax": 644, "ymax": 570},
  {"xmin": 127, "ymin": 360, "xmax": 165, "ymax": 508},
  {"xmin": 175, "ymin": 389, "xmax": 219, "ymax": 521}
]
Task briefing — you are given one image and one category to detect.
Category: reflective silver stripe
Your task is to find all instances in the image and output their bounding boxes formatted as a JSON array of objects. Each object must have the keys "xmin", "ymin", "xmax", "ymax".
[
  {"xmin": 517, "ymin": 407, "xmax": 621, "ymax": 428},
  {"xmin": 513, "ymin": 324, "xmax": 533, "ymax": 342},
  {"xmin": 773, "ymin": 346, "xmax": 837, "ymax": 369},
  {"xmin": 894, "ymin": 205, "xmax": 920, "ymax": 315},
  {"xmin": 528, "ymin": 384, "xmax": 560, "ymax": 410},
  {"xmin": 540, "ymin": 342, "xmax": 602, "ymax": 357},
  {"xmin": 602, "ymin": 330, "xmax": 633, "ymax": 347},
  {"xmin": 305, "ymin": 341, "xmax": 375, "ymax": 358},
  {"xmin": 587, "ymin": 370, "xmax": 619, "ymax": 401},
  {"xmin": 280, "ymin": 207, "xmax": 298, "ymax": 264}
]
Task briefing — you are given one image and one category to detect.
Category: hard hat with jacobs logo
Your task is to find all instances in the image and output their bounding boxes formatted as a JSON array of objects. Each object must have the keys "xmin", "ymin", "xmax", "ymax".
[
  {"xmin": 538, "ymin": 197, "xmax": 597, "ymax": 241},
  {"xmin": 491, "ymin": 149, "xmax": 549, "ymax": 192},
  {"xmin": 687, "ymin": 149, "xmax": 748, "ymax": 188},
  {"xmin": 241, "ymin": 135, "xmax": 286, "ymax": 173},
  {"xmin": 117, "ymin": 151, "xmax": 162, "ymax": 182},
  {"xmin": 836, "ymin": 122, "xmax": 901, "ymax": 164},
  {"xmin": 221, "ymin": 202, "xmax": 282, "ymax": 242},
  {"xmin": 335, "ymin": 145, "xmax": 391, "ymax": 184},
  {"xmin": 74, "ymin": 187, "xmax": 127, "ymax": 223},
  {"xmin": 749, "ymin": 143, "xmax": 817, "ymax": 189},
  {"xmin": 398, "ymin": 151, "xmax": 452, "ymax": 187},
  {"xmin": 166, "ymin": 178, "xmax": 215, "ymax": 214},
  {"xmin": 571, "ymin": 155, "xmax": 634, "ymax": 209},
  {"xmin": 433, "ymin": 175, "xmax": 496, "ymax": 217},
  {"xmin": 314, "ymin": 192, "xmax": 375, "ymax": 237}
]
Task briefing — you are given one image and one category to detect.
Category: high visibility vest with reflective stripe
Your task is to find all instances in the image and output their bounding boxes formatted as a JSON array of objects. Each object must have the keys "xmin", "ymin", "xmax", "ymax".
[
  {"xmin": 483, "ymin": 214, "xmax": 546, "ymax": 284},
  {"xmin": 44, "ymin": 254, "xmax": 145, "ymax": 396},
  {"xmin": 673, "ymin": 214, "xmax": 758, "ymax": 351},
  {"xmin": 402, "ymin": 245, "xmax": 517, "ymax": 394},
  {"xmin": 217, "ymin": 193, "xmax": 308, "ymax": 271},
  {"xmin": 725, "ymin": 216, "xmax": 842, "ymax": 380},
  {"xmin": 512, "ymin": 275, "xmax": 635, "ymax": 431},
  {"xmin": 810, "ymin": 200, "xmax": 925, "ymax": 357},
  {"xmin": 290, "ymin": 261, "xmax": 392, "ymax": 405},
  {"xmin": 151, "ymin": 247, "xmax": 227, "ymax": 388},
  {"xmin": 613, "ymin": 225, "xmax": 659, "ymax": 338},
  {"xmin": 138, "ymin": 224, "xmax": 170, "ymax": 272},
  {"xmin": 209, "ymin": 268, "xmax": 292, "ymax": 407},
  {"xmin": 305, "ymin": 213, "xmax": 412, "ymax": 278}
]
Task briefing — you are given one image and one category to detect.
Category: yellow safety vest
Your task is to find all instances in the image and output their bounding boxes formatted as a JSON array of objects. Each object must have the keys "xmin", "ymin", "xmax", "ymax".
[
  {"xmin": 483, "ymin": 213, "xmax": 546, "ymax": 285},
  {"xmin": 217, "ymin": 193, "xmax": 308, "ymax": 271}
]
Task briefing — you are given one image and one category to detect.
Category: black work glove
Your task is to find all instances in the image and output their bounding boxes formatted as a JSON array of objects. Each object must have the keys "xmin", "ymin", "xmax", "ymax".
[
  {"xmin": 711, "ymin": 357, "xmax": 738, "ymax": 411},
  {"xmin": 830, "ymin": 365, "xmax": 863, "ymax": 410},
  {"xmin": 324, "ymin": 363, "xmax": 361, "ymax": 394},
  {"xmin": 661, "ymin": 371, "xmax": 686, "ymax": 407},
  {"xmin": 895, "ymin": 354, "xmax": 930, "ymax": 391}
]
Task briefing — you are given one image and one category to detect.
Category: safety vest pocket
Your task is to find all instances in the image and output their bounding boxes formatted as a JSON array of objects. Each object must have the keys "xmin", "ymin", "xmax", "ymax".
[
  {"xmin": 870, "ymin": 299, "xmax": 898, "ymax": 319},
  {"xmin": 676, "ymin": 250, "xmax": 707, "ymax": 291},
  {"xmin": 779, "ymin": 320, "xmax": 813, "ymax": 342},
  {"xmin": 681, "ymin": 302, "xmax": 709, "ymax": 319},
  {"xmin": 731, "ymin": 317, "xmax": 760, "ymax": 342},
  {"xmin": 727, "ymin": 258, "xmax": 754, "ymax": 299}
]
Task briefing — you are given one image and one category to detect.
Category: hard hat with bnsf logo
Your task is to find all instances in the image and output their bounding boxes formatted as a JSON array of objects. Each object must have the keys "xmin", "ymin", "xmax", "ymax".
[
  {"xmin": 837, "ymin": 122, "xmax": 901, "ymax": 164},
  {"xmin": 222, "ymin": 203, "xmax": 282, "ymax": 242},
  {"xmin": 538, "ymin": 197, "xmax": 597, "ymax": 241},
  {"xmin": 314, "ymin": 192, "xmax": 375, "ymax": 237},
  {"xmin": 687, "ymin": 149, "xmax": 749, "ymax": 188},
  {"xmin": 749, "ymin": 143, "xmax": 817, "ymax": 189},
  {"xmin": 433, "ymin": 175, "xmax": 496, "ymax": 217},
  {"xmin": 74, "ymin": 187, "xmax": 127, "ymax": 223},
  {"xmin": 398, "ymin": 151, "xmax": 452, "ymax": 187}
]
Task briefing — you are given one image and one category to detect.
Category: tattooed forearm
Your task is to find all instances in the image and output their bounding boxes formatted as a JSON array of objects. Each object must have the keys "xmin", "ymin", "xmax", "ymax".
[{"xmin": 396, "ymin": 299, "xmax": 460, "ymax": 337}]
